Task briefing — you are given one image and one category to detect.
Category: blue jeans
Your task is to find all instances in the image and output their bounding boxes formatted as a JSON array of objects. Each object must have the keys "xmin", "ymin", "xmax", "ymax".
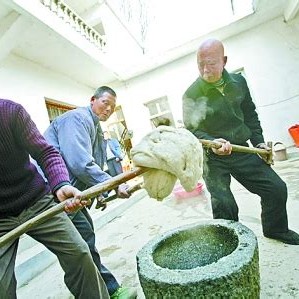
[
  {"xmin": 0, "ymin": 194, "xmax": 109, "ymax": 299},
  {"xmin": 69, "ymin": 207, "xmax": 120, "ymax": 295},
  {"xmin": 107, "ymin": 158, "xmax": 123, "ymax": 177}
]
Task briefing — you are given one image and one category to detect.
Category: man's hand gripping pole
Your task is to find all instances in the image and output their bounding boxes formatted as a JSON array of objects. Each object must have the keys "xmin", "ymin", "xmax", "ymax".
[{"xmin": 199, "ymin": 139, "xmax": 273, "ymax": 165}]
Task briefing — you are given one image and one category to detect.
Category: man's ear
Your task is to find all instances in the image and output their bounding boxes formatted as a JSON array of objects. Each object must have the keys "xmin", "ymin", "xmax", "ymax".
[{"xmin": 223, "ymin": 56, "xmax": 228, "ymax": 66}]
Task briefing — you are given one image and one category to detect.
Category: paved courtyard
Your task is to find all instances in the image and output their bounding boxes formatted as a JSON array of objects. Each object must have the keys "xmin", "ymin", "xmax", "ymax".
[{"xmin": 18, "ymin": 149, "xmax": 299, "ymax": 298}]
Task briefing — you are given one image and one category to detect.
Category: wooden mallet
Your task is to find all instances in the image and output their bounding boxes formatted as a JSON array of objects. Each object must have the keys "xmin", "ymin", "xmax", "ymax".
[{"xmin": 0, "ymin": 140, "xmax": 272, "ymax": 247}]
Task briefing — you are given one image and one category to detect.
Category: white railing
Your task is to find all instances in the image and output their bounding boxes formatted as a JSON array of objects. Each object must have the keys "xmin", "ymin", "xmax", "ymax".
[{"xmin": 40, "ymin": 0, "xmax": 106, "ymax": 51}]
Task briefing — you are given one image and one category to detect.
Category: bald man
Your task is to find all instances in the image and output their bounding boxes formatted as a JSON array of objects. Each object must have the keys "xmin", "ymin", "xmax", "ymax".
[{"xmin": 182, "ymin": 38, "xmax": 299, "ymax": 245}]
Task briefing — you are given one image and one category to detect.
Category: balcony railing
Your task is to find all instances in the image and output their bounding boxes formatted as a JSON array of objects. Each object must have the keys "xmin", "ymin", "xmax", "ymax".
[{"xmin": 40, "ymin": 0, "xmax": 106, "ymax": 51}]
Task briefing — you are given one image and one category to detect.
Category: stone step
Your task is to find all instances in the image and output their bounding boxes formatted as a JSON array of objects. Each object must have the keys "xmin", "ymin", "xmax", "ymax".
[
  {"xmin": 16, "ymin": 241, "xmax": 56, "ymax": 288},
  {"xmin": 16, "ymin": 189, "xmax": 147, "ymax": 289}
]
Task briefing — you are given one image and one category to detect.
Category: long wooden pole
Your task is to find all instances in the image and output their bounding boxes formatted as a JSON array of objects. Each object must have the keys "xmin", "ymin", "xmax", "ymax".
[
  {"xmin": 0, "ymin": 167, "xmax": 147, "ymax": 248},
  {"xmin": 199, "ymin": 139, "xmax": 273, "ymax": 164},
  {"xmin": 199, "ymin": 139, "xmax": 269, "ymax": 156}
]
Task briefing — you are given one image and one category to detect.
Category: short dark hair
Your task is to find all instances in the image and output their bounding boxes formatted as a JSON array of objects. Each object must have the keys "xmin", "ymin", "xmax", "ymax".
[{"xmin": 93, "ymin": 86, "xmax": 117, "ymax": 98}]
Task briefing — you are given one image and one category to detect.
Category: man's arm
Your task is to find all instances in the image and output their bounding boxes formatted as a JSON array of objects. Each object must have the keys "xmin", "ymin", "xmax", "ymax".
[
  {"xmin": 15, "ymin": 104, "xmax": 70, "ymax": 191},
  {"xmin": 111, "ymin": 138, "xmax": 124, "ymax": 160},
  {"xmin": 54, "ymin": 114, "xmax": 111, "ymax": 187},
  {"xmin": 240, "ymin": 76, "xmax": 265, "ymax": 147},
  {"xmin": 15, "ymin": 104, "xmax": 84, "ymax": 212}
]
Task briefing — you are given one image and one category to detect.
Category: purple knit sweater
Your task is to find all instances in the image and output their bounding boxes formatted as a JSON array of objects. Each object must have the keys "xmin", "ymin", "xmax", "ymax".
[{"xmin": 0, "ymin": 99, "xmax": 70, "ymax": 217}]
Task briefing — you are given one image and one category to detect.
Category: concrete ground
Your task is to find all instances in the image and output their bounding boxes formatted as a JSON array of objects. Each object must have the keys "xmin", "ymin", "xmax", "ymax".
[{"xmin": 18, "ymin": 149, "xmax": 299, "ymax": 298}]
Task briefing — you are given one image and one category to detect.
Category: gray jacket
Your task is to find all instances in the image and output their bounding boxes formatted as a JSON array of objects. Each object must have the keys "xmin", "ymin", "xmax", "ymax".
[{"xmin": 44, "ymin": 106, "xmax": 111, "ymax": 191}]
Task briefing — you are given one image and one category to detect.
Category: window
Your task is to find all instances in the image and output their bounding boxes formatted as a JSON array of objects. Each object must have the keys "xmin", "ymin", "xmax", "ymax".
[
  {"xmin": 45, "ymin": 98, "xmax": 77, "ymax": 122},
  {"xmin": 144, "ymin": 96, "xmax": 174, "ymax": 128}
]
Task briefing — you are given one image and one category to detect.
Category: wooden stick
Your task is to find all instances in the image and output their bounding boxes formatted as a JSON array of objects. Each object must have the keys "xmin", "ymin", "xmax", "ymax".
[
  {"xmin": 199, "ymin": 139, "xmax": 269, "ymax": 155},
  {"xmin": 0, "ymin": 166, "xmax": 147, "ymax": 248},
  {"xmin": 199, "ymin": 139, "xmax": 273, "ymax": 164},
  {"xmin": 102, "ymin": 182, "xmax": 144, "ymax": 203},
  {"xmin": 95, "ymin": 182, "xmax": 144, "ymax": 210},
  {"xmin": 80, "ymin": 167, "xmax": 146, "ymax": 199}
]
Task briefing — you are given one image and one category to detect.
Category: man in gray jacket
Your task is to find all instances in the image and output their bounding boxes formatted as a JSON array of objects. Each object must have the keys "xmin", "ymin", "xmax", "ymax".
[{"xmin": 44, "ymin": 86, "xmax": 136, "ymax": 298}]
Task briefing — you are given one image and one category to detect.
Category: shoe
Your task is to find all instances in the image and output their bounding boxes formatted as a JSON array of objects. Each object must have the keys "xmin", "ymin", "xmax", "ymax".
[
  {"xmin": 264, "ymin": 229, "xmax": 299, "ymax": 245},
  {"xmin": 110, "ymin": 286, "xmax": 137, "ymax": 299},
  {"xmin": 95, "ymin": 199, "xmax": 106, "ymax": 210}
]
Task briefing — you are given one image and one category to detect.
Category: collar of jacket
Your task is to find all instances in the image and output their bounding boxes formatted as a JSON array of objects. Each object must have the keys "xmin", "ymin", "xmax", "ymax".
[
  {"xmin": 87, "ymin": 105, "xmax": 101, "ymax": 127},
  {"xmin": 199, "ymin": 69, "xmax": 238, "ymax": 95}
]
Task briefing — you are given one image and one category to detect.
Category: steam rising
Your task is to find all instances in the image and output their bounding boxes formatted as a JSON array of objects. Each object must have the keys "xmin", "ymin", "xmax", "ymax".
[{"xmin": 183, "ymin": 96, "xmax": 210, "ymax": 129}]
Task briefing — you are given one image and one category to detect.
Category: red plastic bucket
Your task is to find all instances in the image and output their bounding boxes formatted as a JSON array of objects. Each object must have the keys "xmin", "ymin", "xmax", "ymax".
[{"xmin": 288, "ymin": 125, "xmax": 299, "ymax": 147}]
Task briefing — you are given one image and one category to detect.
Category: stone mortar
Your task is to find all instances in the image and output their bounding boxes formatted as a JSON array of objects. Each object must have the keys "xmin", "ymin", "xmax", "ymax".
[{"xmin": 136, "ymin": 219, "xmax": 260, "ymax": 298}]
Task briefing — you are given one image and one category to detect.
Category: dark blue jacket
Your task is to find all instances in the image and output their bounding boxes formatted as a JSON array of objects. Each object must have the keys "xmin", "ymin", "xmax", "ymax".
[
  {"xmin": 106, "ymin": 138, "xmax": 124, "ymax": 160},
  {"xmin": 183, "ymin": 69, "xmax": 265, "ymax": 146}
]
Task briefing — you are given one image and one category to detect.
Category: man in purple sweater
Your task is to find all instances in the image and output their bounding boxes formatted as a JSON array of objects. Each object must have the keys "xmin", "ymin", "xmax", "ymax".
[{"xmin": 0, "ymin": 99, "xmax": 109, "ymax": 299}]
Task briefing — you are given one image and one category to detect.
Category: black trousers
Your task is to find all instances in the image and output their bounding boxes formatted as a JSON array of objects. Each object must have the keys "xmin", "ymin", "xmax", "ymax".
[
  {"xmin": 69, "ymin": 208, "xmax": 119, "ymax": 295},
  {"xmin": 203, "ymin": 150, "xmax": 288, "ymax": 235}
]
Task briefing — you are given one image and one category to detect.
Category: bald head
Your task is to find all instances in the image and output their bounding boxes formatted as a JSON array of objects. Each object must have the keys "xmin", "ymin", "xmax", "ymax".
[
  {"xmin": 198, "ymin": 39, "xmax": 224, "ymax": 56},
  {"xmin": 197, "ymin": 38, "xmax": 227, "ymax": 83}
]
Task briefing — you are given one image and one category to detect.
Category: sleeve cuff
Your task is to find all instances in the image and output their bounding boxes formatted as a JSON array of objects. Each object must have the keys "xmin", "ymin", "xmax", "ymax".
[{"xmin": 52, "ymin": 181, "xmax": 71, "ymax": 195}]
